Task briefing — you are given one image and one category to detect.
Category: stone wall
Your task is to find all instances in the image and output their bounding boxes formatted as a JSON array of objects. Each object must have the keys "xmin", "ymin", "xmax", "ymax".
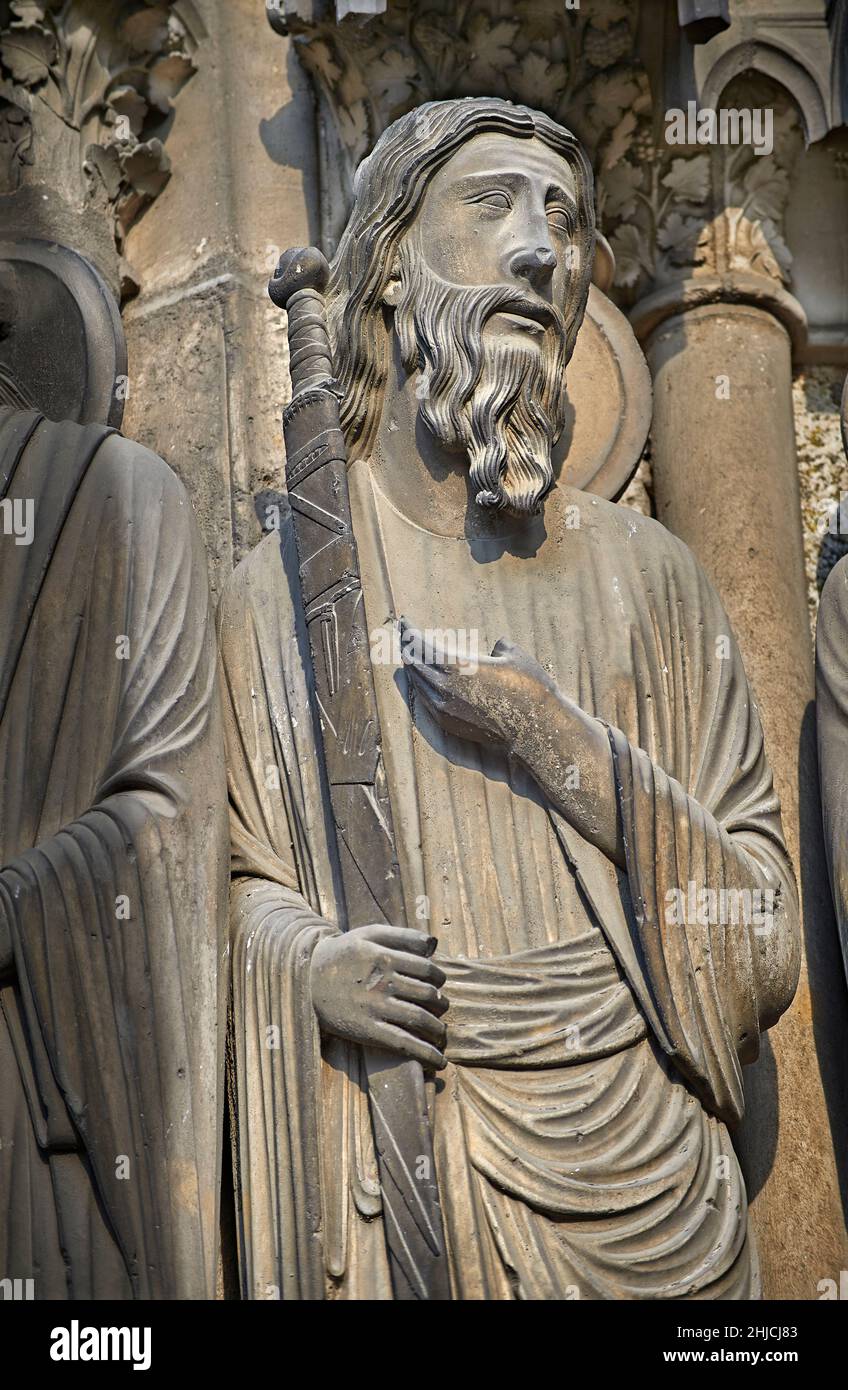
[{"xmin": 795, "ymin": 366, "xmax": 848, "ymax": 626}]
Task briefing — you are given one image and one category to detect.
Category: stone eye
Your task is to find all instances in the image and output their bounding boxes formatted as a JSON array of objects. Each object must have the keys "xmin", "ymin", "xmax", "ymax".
[
  {"xmin": 547, "ymin": 205, "xmax": 573, "ymax": 233},
  {"xmin": 471, "ymin": 190, "xmax": 512, "ymax": 212}
]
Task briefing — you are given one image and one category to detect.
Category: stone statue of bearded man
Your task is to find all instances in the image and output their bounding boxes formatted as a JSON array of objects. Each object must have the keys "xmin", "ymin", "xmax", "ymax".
[{"xmin": 218, "ymin": 97, "xmax": 799, "ymax": 1301}]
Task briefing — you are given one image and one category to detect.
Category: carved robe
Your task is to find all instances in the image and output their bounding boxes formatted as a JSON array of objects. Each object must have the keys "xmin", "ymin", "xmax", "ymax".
[
  {"xmin": 219, "ymin": 460, "xmax": 799, "ymax": 1301},
  {"xmin": 0, "ymin": 409, "xmax": 228, "ymax": 1299}
]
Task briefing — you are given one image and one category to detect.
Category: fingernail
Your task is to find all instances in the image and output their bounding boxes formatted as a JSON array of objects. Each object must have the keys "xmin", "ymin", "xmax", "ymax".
[{"xmin": 426, "ymin": 935, "xmax": 438, "ymax": 956}]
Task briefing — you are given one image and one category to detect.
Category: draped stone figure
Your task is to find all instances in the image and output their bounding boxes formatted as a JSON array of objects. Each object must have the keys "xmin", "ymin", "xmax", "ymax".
[
  {"xmin": 219, "ymin": 98, "xmax": 800, "ymax": 1301},
  {"xmin": 817, "ymin": 375, "xmax": 848, "ymax": 985},
  {"xmin": 0, "ymin": 408, "xmax": 228, "ymax": 1298}
]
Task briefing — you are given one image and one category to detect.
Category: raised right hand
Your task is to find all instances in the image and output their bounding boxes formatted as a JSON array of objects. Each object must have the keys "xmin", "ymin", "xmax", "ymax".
[{"xmin": 310, "ymin": 924, "xmax": 448, "ymax": 1070}]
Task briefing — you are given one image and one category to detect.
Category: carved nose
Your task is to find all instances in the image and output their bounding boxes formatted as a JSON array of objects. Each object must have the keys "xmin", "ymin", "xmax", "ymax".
[{"xmin": 509, "ymin": 244, "xmax": 558, "ymax": 288}]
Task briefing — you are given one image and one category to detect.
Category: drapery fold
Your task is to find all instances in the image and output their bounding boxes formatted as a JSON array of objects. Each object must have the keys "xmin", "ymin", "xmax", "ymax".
[
  {"xmin": 0, "ymin": 410, "xmax": 228, "ymax": 1299},
  {"xmin": 219, "ymin": 528, "xmax": 390, "ymax": 1301},
  {"xmin": 219, "ymin": 463, "xmax": 799, "ymax": 1300},
  {"xmin": 608, "ymin": 723, "xmax": 794, "ymax": 1124}
]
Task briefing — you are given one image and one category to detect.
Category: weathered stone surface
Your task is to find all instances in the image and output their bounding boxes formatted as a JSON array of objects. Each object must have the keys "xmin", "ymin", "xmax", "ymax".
[
  {"xmin": 0, "ymin": 0, "xmax": 199, "ymax": 297},
  {"xmin": 122, "ymin": 0, "xmax": 320, "ymax": 596},
  {"xmin": 0, "ymin": 407, "xmax": 228, "ymax": 1298},
  {"xmin": 0, "ymin": 235, "xmax": 125, "ymax": 425},
  {"xmin": 220, "ymin": 96, "xmax": 799, "ymax": 1301},
  {"xmin": 275, "ymin": 0, "xmax": 848, "ymax": 1300},
  {"xmin": 2, "ymin": 0, "xmax": 845, "ymax": 1307},
  {"xmin": 795, "ymin": 366, "xmax": 848, "ymax": 619},
  {"xmin": 644, "ymin": 302, "xmax": 848, "ymax": 1295},
  {"xmin": 0, "ymin": 90, "xmax": 231, "ymax": 1286}
]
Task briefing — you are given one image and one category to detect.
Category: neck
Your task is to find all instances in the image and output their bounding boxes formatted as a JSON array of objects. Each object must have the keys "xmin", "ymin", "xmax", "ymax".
[{"xmin": 367, "ymin": 332, "xmax": 548, "ymax": 544}]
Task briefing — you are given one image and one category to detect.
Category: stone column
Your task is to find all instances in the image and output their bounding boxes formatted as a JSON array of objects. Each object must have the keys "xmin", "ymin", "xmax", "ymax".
[
  {"xmin": 121, "ymin": 0, "xmax": 320, "ymax": 601},
  {"xmin": 633, "ymin": 273, "xmax": 848, "ymax": 1299}
]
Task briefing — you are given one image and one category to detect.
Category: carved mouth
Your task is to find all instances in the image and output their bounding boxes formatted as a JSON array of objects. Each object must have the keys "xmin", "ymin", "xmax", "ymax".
[{"xmin": 491, "ymin": 298, "xmax": 555, "ymax": 335}]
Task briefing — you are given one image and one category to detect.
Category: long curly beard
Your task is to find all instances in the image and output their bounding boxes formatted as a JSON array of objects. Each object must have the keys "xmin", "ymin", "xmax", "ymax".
[{"xmin": 393, "ymin": 245, "xmax": 570, "ymax": 515}]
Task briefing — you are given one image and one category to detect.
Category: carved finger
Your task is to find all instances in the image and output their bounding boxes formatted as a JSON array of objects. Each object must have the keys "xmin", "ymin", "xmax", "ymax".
[
  {"xmin": 399, "ymin": 621, "xmax": 469, "ymax": 683},
  {"xmin": 409, "ymin": 676, "xmax": 474, "ymax": 727},
  {"xmin": 371, "ymin": 1021, "xmax": 446, "ymax": 1072},
  {"xmin": 402, "ymin": 651, "xmax": 453, "ymax": 692},
  {"xmin": 491, "ymin": 636, "xmax": 523, "ymax": 660},
  {"xmin": 383, "ymin": 997, "xmax": 448, "ymax": 1048},
  {"xmin": 386, "ymin": 950, "xmax": 447, "ymax": 988},
  {"xmin": 396, "ymin": 616, "xmax": 430, "ymax": 664},
  {"xmin": 357, "ymin": 923, "xmax": 437, "ymax": 956},
  {"xmin": 390, "ymin": 975, "xmax": 448, "ymax": 1015},
  {"xmin": 413, "ymin": 682, "xmax": 501, "ymax": 745}
]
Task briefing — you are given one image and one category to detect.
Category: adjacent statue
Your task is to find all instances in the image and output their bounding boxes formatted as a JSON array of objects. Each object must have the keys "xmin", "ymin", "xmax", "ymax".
[
  {"xmin": 219, "ymin": 98, "xmax": 800, "ymax": 1301},
  {"xmin": 0, "ymin": 402, "xmax": 228, "ymax": 1297},
  {"xmin": 817, "ymin": 373, "xmax": 848, "ymax": 986}
]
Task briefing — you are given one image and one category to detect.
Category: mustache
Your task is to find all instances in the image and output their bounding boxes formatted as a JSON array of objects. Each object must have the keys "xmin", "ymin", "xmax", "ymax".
[
  {"xmin": 394, "ymin": 246, "xmax": 567, "ymax": 338},
  {"xmin": 480, "ymin": 288, "xmax": 565, "ymax": 337},
  {"xmin": 394, "ymin": 256, "xmax": 568, "ymax": 410}
]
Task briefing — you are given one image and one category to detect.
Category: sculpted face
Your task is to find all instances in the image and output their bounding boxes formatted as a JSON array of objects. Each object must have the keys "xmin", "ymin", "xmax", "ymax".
[
  {"xmin": 388, "ymin": 132, "xmax": 579, "ymax": 516},
  {"xmin": 410, "ymin": 132, "xmax": 580, "ymax": 347}
]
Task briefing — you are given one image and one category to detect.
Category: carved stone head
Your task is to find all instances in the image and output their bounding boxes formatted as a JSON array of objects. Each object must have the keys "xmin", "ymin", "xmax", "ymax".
[{"xmin": 327, "ymin": 97, "xmax": 596, "ymax": 515}]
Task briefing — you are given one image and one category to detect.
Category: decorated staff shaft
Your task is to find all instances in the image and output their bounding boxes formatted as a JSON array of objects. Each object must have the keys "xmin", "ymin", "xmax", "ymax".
[{"xmin": 269, "ymin": 247, "xmax": 449, "ymax": 1301}]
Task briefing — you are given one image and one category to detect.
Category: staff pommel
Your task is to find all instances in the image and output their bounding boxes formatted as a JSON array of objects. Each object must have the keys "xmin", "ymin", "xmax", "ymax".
[{"xmin": 268, "ymin": 246, "xmax": 330, "ymax": 310}]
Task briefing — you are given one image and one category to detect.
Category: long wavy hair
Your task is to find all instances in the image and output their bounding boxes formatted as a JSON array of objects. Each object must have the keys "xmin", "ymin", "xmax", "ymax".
[{"xmin": 325, "ymin": 97, "xmax": 596, "ymax": 462}]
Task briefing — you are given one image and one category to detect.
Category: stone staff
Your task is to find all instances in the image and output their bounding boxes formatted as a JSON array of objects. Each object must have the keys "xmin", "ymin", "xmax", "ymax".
[{"xmin": 268, "ymin": 247, "xmax": 449, "ymax": 1300}]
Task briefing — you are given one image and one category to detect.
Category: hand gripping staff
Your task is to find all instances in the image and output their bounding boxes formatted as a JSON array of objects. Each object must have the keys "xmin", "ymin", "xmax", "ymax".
[{"xmin": 268, "ymin": 247, "xmax": 449, "ymax": 1300}]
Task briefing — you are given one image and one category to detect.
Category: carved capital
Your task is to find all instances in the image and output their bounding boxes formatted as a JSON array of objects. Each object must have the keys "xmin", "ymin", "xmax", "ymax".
[
  {"xmin": 692, "ymin": 0, "xmax": 842, "ymax": 141},
  {"xmin": 601, "ymin": 73, "xmax": 806, "ymax": 315},
  {"xmin": 0, "ymin": 1, "xmax": 198, "ymax": 290},
  {"xmin": 278, "ymin": 0, "xmax": 837, "ymax": 348},
  {"xmin": 279, "ymin": 0, "xmax": 647, "ymax": 250}
]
